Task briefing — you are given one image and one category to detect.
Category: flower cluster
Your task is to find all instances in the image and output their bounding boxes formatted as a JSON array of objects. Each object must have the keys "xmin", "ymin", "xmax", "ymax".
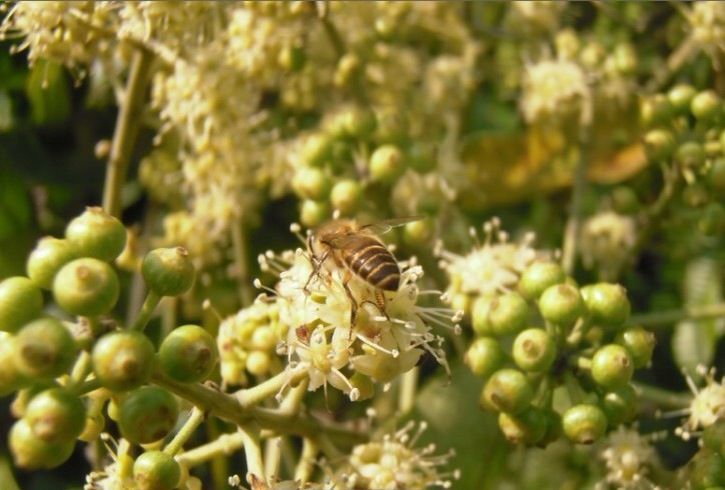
[
  {"xmin": 676, "ymin": 365, "xmax": 724, "ymax": 441},
  {"xmin": 258, "ymin": 234, "xmax": 456, "ymax": 401}
]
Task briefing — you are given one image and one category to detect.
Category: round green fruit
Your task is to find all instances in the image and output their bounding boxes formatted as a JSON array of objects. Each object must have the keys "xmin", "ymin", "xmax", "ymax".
[
  {"xmin": 142, "ymin": 247, "xmax": 195, "ymax": 297},
  {"xmin": 9, "ymin": 419, "xmax": 75, "ymax": 469},
  {"xmin": 65, "ymin": 206, "xmax": 126, "ymax": 261},
  {"xmin": 562, "ymin": 404, "xmax": 607, "ymax": 444},
  {"xmin": 118, "ymin": 386, "xmax": 179, "ymax": 445},
  {"xmin": 25, "ymin": 388, "xmax": 86, "ymax": 443},
  {"xmin": 0, "ymin": 277, "xmax": 43, "ymax": 333},
  {"xmin": 538, "ymin": 283, "xmax": 585, "ymax": 329},
  {"xmin": 300, "ymin": 199, "xmax": 330, "ymax": 228},
  {"xmin": 481, "ymin": 368, "xmax": 534, "ymax": 414},
  {"xmin": 488, "ymin": 292, "xmax": 529, "ymax": 336},
  {"xmin": 53, "ymin": 258, "xmax": 120, "ymax": 316},
  {"xmin": 580, "ymin": 282, "xmax": 630, "ymax": 329},
  {"xmin": 159, "ymin": 324, "xmax": 218, "ymax": 383},
  {"xmin": 601, "ymin": 384, "xmax": 638, "ymax": 427},
  {"xmin": 26, "ymin": 237, "xmax": 78, "ymax": 290},
  {"xmin": 13, "ymin": 318, "xmax": 75, "ymax": 379},
  {"xmin": 292, "ymin": 167, "xmax": 332, "ymax": 201},
  {"xmin": 616, "ymin": 327, "xmax": 655, "ymax": 368},
  {"xmin": 369, "ymin": 144, "xmax": 405, "ymax": 184},
  {"xmin": 134, "ymin": 451, "xmax": 182, "ymax": 490},
  {"xmin": 518, "ymin": 262, "xmax": 566, "ymax": 301},
  {"xmin": 498, "ymin": 408, "xmax": 547, "ymax": 446},
  {"xmin": 92, "ymin": 331, "xmax": 155, "ymax": 392},
  {"xmin": 464, "ymin": 337, "xmax": 504, "ymax": 379},
  {"xmin": 591, "ymin": 344, "xmax": 634, "ymax": 389},
  {"xmin": 512, "ymin": 328, "xmax": 556, "ymax": 372},
  {"xmin": 330, "ymin": 179, "xmax": 363, "ymax": 215}
]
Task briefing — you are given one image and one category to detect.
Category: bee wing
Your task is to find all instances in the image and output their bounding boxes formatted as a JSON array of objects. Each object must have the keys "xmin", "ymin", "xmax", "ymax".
[
  {"xmin": 359, "ymin": 215, "xmax": 425, "ymax": 235},
  {"xmin": 326, "ymin": 233, "xmax": 373, "ymax": 249}
]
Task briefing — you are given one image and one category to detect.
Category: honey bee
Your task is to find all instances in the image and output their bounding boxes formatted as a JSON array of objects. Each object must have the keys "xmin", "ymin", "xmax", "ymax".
[{"xmin": 306, "ymin": 216, "xmax": 423, "ymax": 320}]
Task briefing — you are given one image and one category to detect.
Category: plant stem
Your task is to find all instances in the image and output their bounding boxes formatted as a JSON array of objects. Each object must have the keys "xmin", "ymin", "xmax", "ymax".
[
  {"xmin": 234, "ymin": 368, "xmax": 308, "ymax": 409},
  {"xmin": 68, "ymin": 350, "xmax": 92, "ymax": 391},
  {"xmin": 239, "ymin": 423, "xmax": 265, "ymax": 483},
  {"xmin": 632, "ymin": 382, "xmax": 691, "ymax": 410},
  {"xmin": 130, "ymin": 290, "xmax": 161, "ymax": 331},
  {"xmin": 176, "ymin": 431, "xmax": 246, "ymax": 468},
  {"xmin": 102, "ymin": 48, "xmax": 153, "ymax": 218},
  {"xmin": 398, "ymin": 366, "xmax": 418, "ymax": 414},
  {"xmin": 231, "ymin": 219, "xmax": 254, "ymax": 307},
  {"xmin": 161, "ymin": 296, "xmax": 177, "ymax": 339},
  {"xmin": 164, "ymin": 407, "xmax": 205, "ymax": 456},
  {"xmin": 263, "ymin": 437, "xmax": 282, "ymax": 482},
  {"xmin": 630, "ymin": 302, "xmax": 725, "ymax": 327},
  {"xmin": 75, "ymin": 378, "xmax": 102, "ymax": 396},
  {"xmin": 294, "ymin": 438, "xmax": 318, "ymax": 485},
  {"xmin": 562, "ymin": 119, "xmax": 591, "ymax": 275}
]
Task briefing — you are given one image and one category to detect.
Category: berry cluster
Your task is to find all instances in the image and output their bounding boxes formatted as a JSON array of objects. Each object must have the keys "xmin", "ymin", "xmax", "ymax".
[
  {"xmin": 0, "ymin": 207, "xmax": 215, "ymax": 489},
  {"xmin": 292, "ymin": 104, "xmax": 438, "ymax": 228},
  {"xmin": 463, "ymin": 260, "xmax": 655, "ymax": 446}
]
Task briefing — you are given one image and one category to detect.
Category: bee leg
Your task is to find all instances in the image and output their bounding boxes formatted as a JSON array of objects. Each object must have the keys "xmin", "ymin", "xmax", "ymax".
[
  {"xmin": 303, "ymin": 250, "xmax": 329, "ymax": 296},
  {"xmin": 341, "ymin": 269, "xmax": 358, "ymax": 326},
  {"xmin": 375, "ymin": 290, "xmax": 390, "ymax": 321}
]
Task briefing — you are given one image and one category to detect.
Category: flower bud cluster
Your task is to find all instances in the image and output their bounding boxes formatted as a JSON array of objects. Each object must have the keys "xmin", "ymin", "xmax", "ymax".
[{"xmin": 218, "ymin": 298, "xmax": 288, "ymax": 386}]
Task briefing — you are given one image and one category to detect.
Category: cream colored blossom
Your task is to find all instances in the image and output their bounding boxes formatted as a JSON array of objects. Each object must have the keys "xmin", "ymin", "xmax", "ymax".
[
  {"xmin": 520, "ymin": 58, "xmax": 590, "ymax": 126},
  {"xmin": 676, "ymin": 365, "xmax": 725, "ymax": 440},
  {"xmin": 580, "ymin": 211, "xmax": 637, "ymax": 280},
  {"xmin": 599, "ymin": 428, "xmax": 659, "ymax": 490}
]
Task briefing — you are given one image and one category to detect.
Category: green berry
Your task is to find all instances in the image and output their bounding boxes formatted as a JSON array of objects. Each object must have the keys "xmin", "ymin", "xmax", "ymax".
[
  {"xmin": 601, "ymin": 384, "xmax": 637, "ymax": 427},
  {"xmin": 369, "ymin": 144, "xmax": 405, "ymax": 184},
  {"xmin": 402, "ymin": 219, "xmax": 432, "ymax": 245},
  {"xmin": 342, "ymin": 107, "xmax": 377, "ymax": 139},
  {"xmin": 537, "ymin": 409, "xmax": 563, "ymax": 448},
  {"xmin": 676, "ymin": 141, "xmax": 706, "ymax": 170},
  {"xmin": 53, "ymin": 258, "xmax": 120, "ymax": 316},
  {"xmin": 9, "ymin": 419, "xmax": 75, "ymax": 469},
  {"xmin": 691, "ymin": 90, "xmax": 721, "ymax": 121},
  {"xmin": 292, "ymin": 167, "xmax": 332, "ymax": 201},
  {"xmin": 481, "ymin": 368, "xmax": 534, "ymax": 414},
  {"xmin": 142, "ymin": 247, "xmax": 195, "ymax": 297},
  {"xmin": 407, "ymin": 143, "xmax": 436, "ymax": 174},
  {"xmin": 159, "ymin": 324, "xmax": 218, "ymax": 383},
  {"xmin": 26, "ymin": 237, "xmax": 78, "ymax": 290},
  {"xmin": 118, "ymin": 386, "xmax": 179, "ymax": 444},
  {"xmin": 512, "ymin": 328, "xmax": 556, "ymax": 372},
  {"xmin": 464, "ymin": 337, "xmax": 504, "ymax": 378},
  {"xmin": 10, "ymin": 383, "xmax": 55, "ymax": 418},
  {"xmin": 518, "ymin": 261, "xmax": 566, "ymax": 301},
  {"xmin": 0, "ymin": 277, "xmax": 43, "ymax": 333},
  {"xmin": 134, "ymin": 451, "xmax": 181, "ymax": 490},
  {"xmin": 538, "ymin": 283, "xmax": 585, "ymax": 329},
  {"xmin": 640, "ymin": 94, "xmax": 673, "ymax": 127},
  {"xmin": 0, "ymin": 333, "xmax": 25, "ymax": 395},
  {"xmin": 643, "ymin": 128, "xmax": 676, "ymax": 161},
  {"xmin": 562, "ymin": 404, "xmax": 607, "ymax": 444},
  {"xmin": 488, "ymin": 292, "xmax": 529, "ymax": 336},
  {"xmin": 300, "ymin": 199, "xmax": 330, "ymax": 228},
  {"xmin": 65, "ymin": 206, "xmax": 126, "ymax": 261},
  {"xmin": 498, "ymin": 408, "xmax": 547, "ymax": 446},
  {"xmin": 330, "ymin": 179, "xmax": 363, "ymax": 215},
  {"xmin": 471, "ymin": 295, "xmax": 494, "ymax": 336},
  {"xmin": 25, "ymin": 388, "xmax": 86, "ymax": 443},
  {"xmin": 616, "ymin": 327, "xmax": 655, "ymax": 368},
  {"xmin": 702, "ymin": 420, "xmax": 725, "ymax": 457},
  {"xmin": 92, "ymin": 331, "xmax": 155, "ymax": 392},
  {"xmin": 13, "ymin": 318, "xmax": 75, "ymax": 379},
  {"xmin": 668, "ymin": 84, "xmax": 696, "ymax": 113},
  {"xmin": 689, "ymin": 448, "xmax": 725, "ymax": 489},
  {"xmin": 300, "ymin": 133, "xmax": 332, "ymax": 167},
  {"xmin": 591, "ymin": 344, "xmax": 634, "ymax": 389},
  {"xmin": 580, "ymin": 282, "xmax": 630, "ymax": 329}
]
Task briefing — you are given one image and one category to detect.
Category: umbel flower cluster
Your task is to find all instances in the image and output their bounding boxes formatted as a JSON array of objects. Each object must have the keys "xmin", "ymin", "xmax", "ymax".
[{"xmin": 0, "ymin": 1, "xmax": 724, "ymax": 489}]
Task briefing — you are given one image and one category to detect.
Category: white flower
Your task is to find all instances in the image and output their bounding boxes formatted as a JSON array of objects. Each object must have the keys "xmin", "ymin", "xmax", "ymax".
[
  {"xmin": 336, "ymin": 421, "xmax": 458, "ymax": 490},
  {"xmin": 260, "ymin": 237, "xmax": 455, "ymax": 401},
  {"xmin": 520, "ymin": 58, "xmax": 590, "ymax": 126},
  {"xmin": 580, "ymin": 211, "xmax": 636, "ymax": 280},
  {"xmin": 676, "ymin": 365, "xmax": 725, "ymax": 440},
  {"xmin": 437, "ymin": 218, "xmax": 546, "ymax": 307},
  {"xmin": 600, "ymin": 427, "xmax": 659, "ymax": 490}
]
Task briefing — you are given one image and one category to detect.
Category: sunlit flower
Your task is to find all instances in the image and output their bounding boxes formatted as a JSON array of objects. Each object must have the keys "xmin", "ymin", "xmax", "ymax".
[
  {"xmin": 599, "ymin": 427, "xmax": 659, "ymax": 490},
  {"xmin": 676, "ymin": 365, "xmax": 725, "ymax": 440},
  {"xmin": 580, "ymin": 211, "xmax": 636, "ymax": 280},
  {"xmin": 437, "ymin": 218, "xmax": 546, "ymax": 311},
  {"xmin": 335, "ymin": 421, "xmax": 459, "ymax": 490},
  {"xmin": 688, "ymin": 1, "xmax": 725, "ymax": 58},
  {"xmin": 521, "ymin": 57, "xmax": 590, "ymax": 126},
  {"xmin": 259, "ymin": 233, "xmax": 456, "ymax": 400}
]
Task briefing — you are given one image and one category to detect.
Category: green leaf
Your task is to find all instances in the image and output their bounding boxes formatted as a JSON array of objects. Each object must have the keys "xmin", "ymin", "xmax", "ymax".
[
  {"xmin": 25, "ymin": 59, "xmax": 71, "ymax": 126},
  {"xmin": 672, "ymin": 257, "xmax": 723, "ymax": 374},
  {"xmin": 411, "ymin": 361, "xmax": 508, "ymax": 490},
  {"xmin": 0, "ymin": 90, "xmax": 12, "ymax": 132}
]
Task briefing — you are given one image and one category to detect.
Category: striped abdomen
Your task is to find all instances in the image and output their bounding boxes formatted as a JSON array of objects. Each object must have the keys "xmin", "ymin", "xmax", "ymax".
[{"xmin": 343, "ymin": 237, "xmax": 400, "ymax": 291}]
